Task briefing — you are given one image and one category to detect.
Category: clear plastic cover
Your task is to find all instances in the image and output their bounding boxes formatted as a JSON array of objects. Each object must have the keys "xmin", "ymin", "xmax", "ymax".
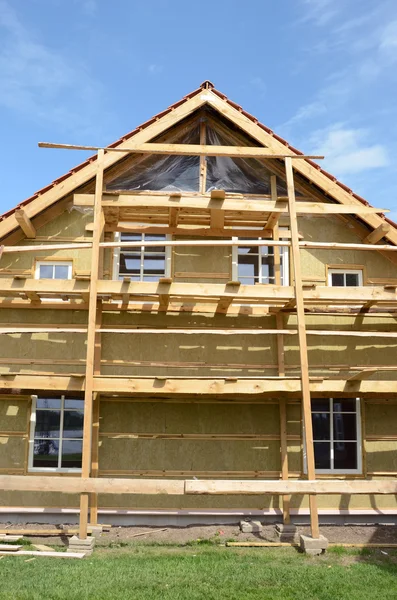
[{"xmin": 107, "ymin": 112, "xmax": 289, "ymax": 195}]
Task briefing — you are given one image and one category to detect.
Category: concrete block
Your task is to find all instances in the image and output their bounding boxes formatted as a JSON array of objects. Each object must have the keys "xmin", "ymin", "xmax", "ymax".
[
  {"xmin": 89, "ymin": 525, "xmax": 103, "ymax": 538},
  {"xmin": 275, "ymin": 524, "xmax": 298, "ymax": 542},
  {"xmin": 240, "ymin": 520, "xmax": 263, "ymax": 533},
  {"xmin": 299, "ymin": 534, "xmax": 328, "ymax": 556},
  {"xmin": 67, "ymin": 535, "xmax": 96, "ymax": 556}
]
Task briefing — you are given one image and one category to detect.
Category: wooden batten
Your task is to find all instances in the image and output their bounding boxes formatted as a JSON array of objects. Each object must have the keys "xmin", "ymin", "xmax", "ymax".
[{"xmin": 15, "ymin": 209, "xmax": 36, "ymax": 239}]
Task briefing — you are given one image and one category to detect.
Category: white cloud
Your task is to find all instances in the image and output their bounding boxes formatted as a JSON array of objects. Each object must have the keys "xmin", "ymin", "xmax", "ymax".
[
  {"xmin": 0, "ymin": 0, "xmax": 110, "ymax": 135},
  {"xmin": 308, "ymin": 124, "xmax": 389, "ymax": 175},
  {"xmin": 379, "ymin": 20, "xmax": 397, "ymax": 55},
  {"xmin": 81, "ymin": 0, "xmax": 97, "ymax": 16},
  {"xmin": 148, "ymin": 64, "xmax": 163, "ymax": 74},
  {"xmin": 299, "ymin": 0, "xmax": 339, "ymax": 26}
]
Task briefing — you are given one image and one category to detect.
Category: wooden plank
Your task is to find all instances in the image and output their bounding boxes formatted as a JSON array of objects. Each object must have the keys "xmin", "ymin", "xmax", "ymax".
[
  {"xmin": 364, "ymin": 223, "xmax": 390, "ymax": 244},
  {"xmin": 285, "ymin": 156, "xmax": 319, "ymax": 538},
  {"xmin": 185, "ymin": 479, "xmax": 397, "ymax": 495},
  {"xmin": 79, "ymin": 149, "xmax": 105, "ymax": 539},
  {"xmin": 0, "ymin": 544, "xmax": 22, "ymax": 552},
  {"xmin": 1, "ymin": 373, "xmax": 397, "ymax": 395},
  {"xmin": 75, "ymin": 192, "xmax": 388, "ymax": 216},
  {"xmin": 0, "ymin": 475, "xmax": 185, "ymax": 494},
  {"xmin": 0, "ymin": 550, "xmax": 85, "ymax": 559},
  {"xmin": 1, "ymin": 475, "xmax": 397, "ymax": 496},
  {"xmin": 40, "ymin": 141, "xmax": 323, "ymax": 159},
  {"xmin": 14, "ymin": 209, "xmax": 36, "ymax": 239}
]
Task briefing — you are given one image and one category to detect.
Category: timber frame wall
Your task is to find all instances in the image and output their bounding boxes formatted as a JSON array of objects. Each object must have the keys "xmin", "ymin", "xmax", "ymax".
[{"xmin": 1, "ymin": 137, "xmax": 397, "ymax": 540}]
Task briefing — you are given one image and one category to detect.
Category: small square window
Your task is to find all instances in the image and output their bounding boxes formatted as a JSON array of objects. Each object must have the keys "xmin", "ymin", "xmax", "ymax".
[
  {"xmin": 36, "ymin": 262, "xmax": 72, "ymax": 280},
  {"xmin": 328, "ymin": 269, "xmax": 363, "ymax": 287}
]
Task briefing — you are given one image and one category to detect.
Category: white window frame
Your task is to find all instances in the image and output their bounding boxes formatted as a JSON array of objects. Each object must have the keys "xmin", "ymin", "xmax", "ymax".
[
  {"xmin": 231, "ymin": 234, "xmax": 289, "ymax": 285},
  {"xmin": 328, "ymin": 269, "xmax": 363, "ymax": 287},
  {"xmin": 28, "ymin": 395, "xmax": 83, "ymax": 474},
  {"xmin": 35, "ymin": 261, "xmax": 73, "ymax": 280},
  {"xmin": 113, "ymin": 232, "xmax": 172, "ymax": 280},
  {"xmin": 304, "ymin": 397, "xmax": 362, "ymax": 475}
]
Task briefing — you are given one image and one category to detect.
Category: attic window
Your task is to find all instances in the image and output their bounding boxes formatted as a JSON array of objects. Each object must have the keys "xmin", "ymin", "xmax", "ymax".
[
  {"xmin": 232, "ymin": 236, "xmax": 289, "ymax": 285},
  {"xmin": 113, "ymin": 233, "xmax": 171, "ymax": 281},
  {"xmin": 328, "ymin": 269, "xmax": 363, "ymax": 286}
]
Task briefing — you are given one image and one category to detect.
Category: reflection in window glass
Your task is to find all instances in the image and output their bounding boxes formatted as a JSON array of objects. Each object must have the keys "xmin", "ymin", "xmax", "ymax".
[
  {"xmin": 30, "ymin": 396, "xmax": 84, "ymax": 471},
  {"xmin": 311, "ymin": 398, "xmax": 360, "ymax": 472},
  {"xmin": 118, "ymin": 233, "xmax": 168, "ymax": 281}
]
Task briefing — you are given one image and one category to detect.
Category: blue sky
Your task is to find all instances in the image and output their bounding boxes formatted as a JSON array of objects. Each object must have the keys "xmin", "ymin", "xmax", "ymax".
[{"xmin": 1, "ymin": 0, "xmax": 397, "ymax": 220}]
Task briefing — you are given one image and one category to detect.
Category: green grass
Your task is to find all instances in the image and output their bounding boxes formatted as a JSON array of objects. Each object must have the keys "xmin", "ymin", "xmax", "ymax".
[{"xmin": 1, "ymin": 545, "xmax": 397, "ymax": 600}]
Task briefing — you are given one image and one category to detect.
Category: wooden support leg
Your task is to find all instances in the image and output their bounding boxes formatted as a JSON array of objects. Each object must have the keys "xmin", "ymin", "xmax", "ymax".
[
  {"xmin": 79, "ymin": 150, "xmax": 105, "ymax": 540},
  {"xmin": 285, "ymin": 157, "xmax": 319, "ymax": 539}
]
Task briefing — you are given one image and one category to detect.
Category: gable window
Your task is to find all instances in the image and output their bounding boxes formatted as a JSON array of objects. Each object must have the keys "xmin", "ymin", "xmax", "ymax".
[
  {"xmin": 113, "ymin": 233, "xmax": 171, "ymax": 281},
  {"xmin": 232, "ymin": 237, "xmax": 289, "ymax": 285},
  {"xmin": 35, "ymin": 261, "xmax": 73, "ymax": 280},
  {"xmin": 311, "ymin": 398, "xmax": 362, "ymax": 474},
  {"xmin": 28, "ymin": 396, "xmax": 84, "ymax": 473},
  {"xmin": 328, "ymin": 269, "xmax": 363, "ymax": 287}
]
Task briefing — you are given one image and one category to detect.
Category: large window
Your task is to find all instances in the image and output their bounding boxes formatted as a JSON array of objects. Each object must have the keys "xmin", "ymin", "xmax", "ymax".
[
  {"xmin": 328, "ymin": 269, "xmax": 363, "ymax": 287},
  {"xmin": 311, "ymin": 398, "xmax": 362, "ymax": 474},
  {"xmin": 28, "ymin": 396, "xmax": 84, "ymax": 473},
  {"xmin": 35, "ymin": 261, "xmax": 72, "ymax": 280},
  {"xmin": 232, "ymin": 238, "xmax": 289, "ymax": 285},
  {"xmin": 113, "ymin": 233, "xmax": 171, "ymax": 281}
]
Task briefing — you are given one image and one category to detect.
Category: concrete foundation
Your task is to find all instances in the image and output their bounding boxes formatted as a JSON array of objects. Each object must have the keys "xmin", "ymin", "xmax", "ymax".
[
  {"xmin": 299, "ymin": 534, "xmax": 329, "ymax": 556},
  {"xmin": 67, "ymin": 535, "xmax": 96, "ymax": 556}
]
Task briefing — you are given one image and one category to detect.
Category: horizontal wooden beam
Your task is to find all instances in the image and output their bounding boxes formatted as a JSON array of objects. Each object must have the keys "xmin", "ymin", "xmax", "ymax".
[
  {"xmin": 14, "ymin": 209, "xmax": 36, "ymax": 239},
  {"xmin": 1, "ymin": 474, "xmax": 397, "ymax": 496},
  {"xmin": 0, "ymin": 279, "xmax": 395, "ymax": 307},
  {"xmin": 40, "ymin": 141, "xmax": 323, "ymax": 159},
  {"xmin": 1, "ymin": 374, "xmax": 397, "ymax": 395},
  {"xmin": 74, "ymin": 193, "xmax": 388, "ymax": 215},
  {"xmin": 185, "ymin": 479, "xmax": 397, "ymax": 495}
]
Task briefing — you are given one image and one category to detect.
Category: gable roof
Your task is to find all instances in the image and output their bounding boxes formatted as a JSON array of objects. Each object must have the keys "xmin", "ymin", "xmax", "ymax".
[{"xmin": 1, "ymin": 80, "xmax": 396, "ymax": 245}]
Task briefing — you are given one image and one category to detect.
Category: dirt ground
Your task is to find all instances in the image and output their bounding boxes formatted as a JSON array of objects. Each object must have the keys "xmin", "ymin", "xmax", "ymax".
[{"xmin": 1, "ymin": 522, "xmax": 397, "ymax": 547}]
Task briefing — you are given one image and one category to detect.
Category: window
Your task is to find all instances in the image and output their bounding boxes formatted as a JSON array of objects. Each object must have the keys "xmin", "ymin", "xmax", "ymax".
[
  {"xmin": 328, "ymin": 269, "xmax": 363, "ymax": 287},
  {"xmin": 35, "ymin": 261, "xmax": 72, "ymax": 280},
  {"xmin": 232, "ymin": 238, "xmax": 289, "ymax": 285},
  {"xmin": 113, "ymin": 233, "xmax": 171, "ymax": 281},
  {"xmin": 28, "ymin": 396, "xmax": 84, "ymax": 473},
  {"xmin": 311, "ymin": 398, "xmax": 362, "ymax": 474}
]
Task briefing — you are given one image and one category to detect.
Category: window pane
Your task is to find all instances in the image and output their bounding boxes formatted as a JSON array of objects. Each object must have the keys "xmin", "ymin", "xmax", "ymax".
[
  {"xmin": 311, "ymin": 399, "xmax": 330, "ymax": 412},
  {"xmin": 33, "ymin": 439, "xmax": 59, "ymax": 468},
  {"xmin": 35, "ymin": 410, "xmax": 61, "ymax": 438},
  {"xmin": 120, "ymin": 255, "xmax": 141, "ymax": 274},
  {"xmin": 312, "ymin": 413, "xmax": 330, "ymax": 440},
  {"xmin": 346, "ymin": 273, "xmax": 359, "ymax": 286},
  {"xmin": 61, "ymin": 440, "xmax": 82, "ymax": 468},
  {"xmin": 64, "ymin": 399, "xmax": 84, "ymax": 409},
  {"xmin": 333, "ymin": 399, "xmax": 357, "ymax": 413},
  {"xmin": 121, "ymin": 234, "xmax": 142, "ymax": 242},
  {"xmin": 314, "ymin": 442, "xmax": 331, "ymax": 469},
  {"xmin": 334, "ymin": 413, "xmax": 357, "ymax": 441},
  {"xmin": 142, "ymin": 274, "xmax": 164, "ymax": 282},
  {"xmin": 54, "ymin": 265, "xmax": 70, "ymax": 279},
  {"xmin": 334, "ymin": 442, "xmax": 357, "ymax": 469},
  {"xmin": 143, "ymin": 256, "xmax": 165, "ymax": 272},
  {"xmin": 39, "ymin": 265, "xmax": 53, "ymax": 279},
  {"xmin": 145, "ymin": 234, "xmax": 166, "ymax": 241},
  {"xmin": 331, "ymin": 272, "xmax": 344, "ymax": 286},
  {"xmin": 36, "ymin": 398, "xmax": 61, "ymax": 409},
  {"xmin": 238, "ymin": 246, "xmax": 258, "ymax": 255},
  {"xmin": 238, "ymin": 255, "xmax": 258, "ymax": 281},
  {"xmin": 261, "ymin": 257, "xmax": 274, "ymax": 282},
  {"xmin": 63, "ymin": 411, "xmax": 84, "ymax": 438}
]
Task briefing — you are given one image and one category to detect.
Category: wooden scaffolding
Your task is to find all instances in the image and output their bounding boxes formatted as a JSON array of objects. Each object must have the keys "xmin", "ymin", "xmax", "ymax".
[{"xmin": 1, "ymin": 139, "xmax": 397, "ymax": 541}]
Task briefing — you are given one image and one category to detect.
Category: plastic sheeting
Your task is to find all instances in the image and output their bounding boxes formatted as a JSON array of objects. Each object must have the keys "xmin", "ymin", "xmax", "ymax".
[{"xmin": 107, "ymin": 115, "xmax": 289, "ymax": 195}]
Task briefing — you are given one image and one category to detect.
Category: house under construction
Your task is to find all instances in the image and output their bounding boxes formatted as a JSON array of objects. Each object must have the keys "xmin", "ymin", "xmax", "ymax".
[{"xmin": 0, "ymin": 81, "xmax": 397, "ymax": 548}]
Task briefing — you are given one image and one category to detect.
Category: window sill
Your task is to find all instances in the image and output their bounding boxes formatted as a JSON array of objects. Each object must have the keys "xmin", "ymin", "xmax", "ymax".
[{"xmin": 28, "ymin": 468, "xmax": 82, "ymax": 474}]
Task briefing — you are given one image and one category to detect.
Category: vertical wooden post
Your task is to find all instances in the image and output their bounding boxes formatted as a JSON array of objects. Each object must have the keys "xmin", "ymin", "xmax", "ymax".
[
  {"xmin": 79, "ymin": 149, "xmax": 105, "ymax": 539},
  {"xmin": 272, "ymin": 175, "xmax": 291, "ymax": 525},
  {"xmin": 284, "ymin": 157, "xmax": 319, "ymax": 539},
  {"xmin": 276, "ymin": 313, "xmax": 291, "ymax": 524},
  {"xmin": 90, "ymin": 301, "xmax": 103, "ymax": 526},
  {"xmin": 199, "ymin": 121, "xmax": 207, "ymax": 195}
]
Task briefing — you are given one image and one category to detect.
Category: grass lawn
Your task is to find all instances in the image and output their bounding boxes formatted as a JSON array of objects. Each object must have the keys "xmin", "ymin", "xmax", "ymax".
[{"xmin": 1, "ymin": 544, "xmax": 397, "ymax": 600}]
